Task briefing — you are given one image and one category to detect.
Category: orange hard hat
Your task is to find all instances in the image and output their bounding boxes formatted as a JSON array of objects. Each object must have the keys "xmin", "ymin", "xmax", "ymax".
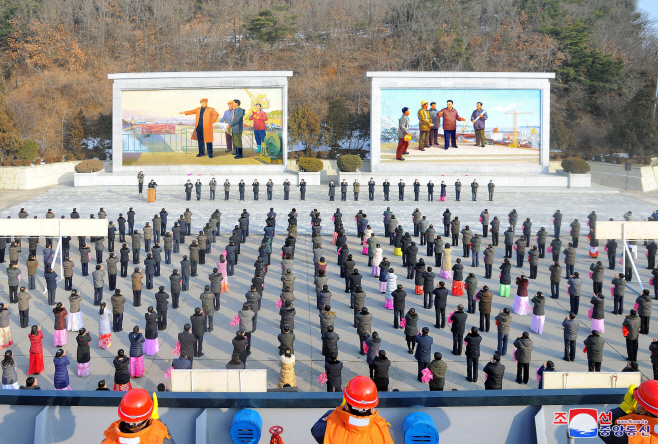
[
  {"xmin": 118, "ymin": 389, "xmax": 154, "ymax": 423},
  {"xmin": 343, "ymin": 376, "xmax": 379, "ymax": 409},
  {"xmin": 635, "ymin": 380, "xmax": 658, "ymax": 416}
]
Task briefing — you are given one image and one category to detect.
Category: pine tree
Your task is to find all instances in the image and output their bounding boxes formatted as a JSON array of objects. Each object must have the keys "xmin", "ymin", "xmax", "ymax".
[
  {"xmin": 323, "ymin": 98, "xmax": 350, "ymax": 148},
  {"xmin": 607, "ymin": 79, "xmax": 658, "ymax": 158}
]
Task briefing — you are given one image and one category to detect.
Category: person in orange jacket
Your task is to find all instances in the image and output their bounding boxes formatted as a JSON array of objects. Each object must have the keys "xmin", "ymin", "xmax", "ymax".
[
  {"xmin": 180, "ymin": 98, "xmax": 219, "ymax": 159},
  {"xmin": 599, "ymin": 380, "xmax": 658, "ymax": 443},
  {"xmin": 101, "ymin": 388, "xmax": 175, "ymax": 444},
  {"xmin": 311, "ymin": 375, "xmax": 393, "ymax": 444}
]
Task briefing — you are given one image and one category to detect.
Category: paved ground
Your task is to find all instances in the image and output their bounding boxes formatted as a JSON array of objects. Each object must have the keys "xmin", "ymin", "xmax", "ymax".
[{"xmin": 1, "ymin": 183, "xmax": 657, "ymax": 392}]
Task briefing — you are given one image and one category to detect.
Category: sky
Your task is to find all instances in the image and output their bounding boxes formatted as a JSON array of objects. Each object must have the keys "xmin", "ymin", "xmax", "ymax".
[
  {"xmin": 381, "ymin": 88, "xmax": 542, "ymax": 130},
  {"xmin": 637, "ymin": 0, "xmax": 658, "ymax": 28},
  {"xmin": 122, "ymin": 88, "xmax": 283, "ymax": 123}
]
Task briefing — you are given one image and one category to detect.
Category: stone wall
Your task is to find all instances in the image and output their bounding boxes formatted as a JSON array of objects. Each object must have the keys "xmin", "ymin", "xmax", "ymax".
[{"xmin": 0, "ymin": 161, "xmax": 78, "ymax": 190}]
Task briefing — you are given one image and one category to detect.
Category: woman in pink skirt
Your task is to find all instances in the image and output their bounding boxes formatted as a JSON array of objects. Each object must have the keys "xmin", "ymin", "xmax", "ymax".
[
  {"xmin": 385, "ymin": 268, "xmax": 397, "ymax": 309},
  {"xmin": 216, "ymin": 255, "xmax": 229, "ymax": 293},
  {"xmin": 53, "ymin": 302, "xmax": 68, "ymax": 347},
  {"xmin": 590, "ymin": 293, "xmax": 605, "ymax": 333},
  {"xmin": 128, "ymin": 326, "xmax": 146, "ymax": 378},
  {"xmin": 530, "ymin": 292, "xmax": 546, "ymax": 335},
  {"xmin": 143, "ymin": 307, "xmax": 159, "ymax": 356},
  {"xmin": 75, "ymin": 328, "xmax": 91, "ymax": 377}
]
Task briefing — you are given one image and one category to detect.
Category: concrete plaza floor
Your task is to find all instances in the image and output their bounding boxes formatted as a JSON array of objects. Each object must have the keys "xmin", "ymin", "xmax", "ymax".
[{"xmin": 0, "ymin": 183, "xmax": 656, "ymax": 392}]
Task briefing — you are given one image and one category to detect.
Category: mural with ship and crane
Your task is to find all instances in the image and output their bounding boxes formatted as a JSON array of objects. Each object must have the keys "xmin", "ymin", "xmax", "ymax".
[
  {"xmin": 121, "ymin": 88, "xmax": 284, "ymax": 166},
  {"xmin": 378, "ymin": 88, "xmax": 541, "ymax": 164}
]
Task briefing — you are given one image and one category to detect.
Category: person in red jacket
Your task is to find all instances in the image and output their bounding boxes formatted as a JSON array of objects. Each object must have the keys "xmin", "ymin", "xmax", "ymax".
[
  {"xmin": 311, "ymin": 375, "xmax": 393, "ymax": 444},
  {"xmin": 248, "ymin": 103, "xmax": 268, "ymax": 154}
]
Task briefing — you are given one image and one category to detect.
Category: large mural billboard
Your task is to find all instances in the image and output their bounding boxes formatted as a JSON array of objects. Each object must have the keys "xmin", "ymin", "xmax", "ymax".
[
  {"xmin": 378, "ymin": 88, "xmax": 541, "ymax": 164},
  {"xmin": 121, "ymin": 88, "xmax": 284, "ymax": 166}
]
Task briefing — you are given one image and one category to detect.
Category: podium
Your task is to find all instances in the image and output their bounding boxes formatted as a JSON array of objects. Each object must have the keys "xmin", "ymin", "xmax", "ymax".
[{"xmin": 147, "ymin": 188, "xmax": 156, "ymax": 202}]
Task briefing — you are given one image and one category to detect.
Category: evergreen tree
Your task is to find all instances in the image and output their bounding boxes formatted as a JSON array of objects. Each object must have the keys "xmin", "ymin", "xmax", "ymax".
[
  {"xmin": 323, "ymin": 98, "xmax": 350, "ymax": 148},
  {"xmin": 288, "ymin": 104, "xmax": 321, "ymax": 153},
  {"xmin": 607, "ymin": 79, "xmax": 658, "ymax": 158}
]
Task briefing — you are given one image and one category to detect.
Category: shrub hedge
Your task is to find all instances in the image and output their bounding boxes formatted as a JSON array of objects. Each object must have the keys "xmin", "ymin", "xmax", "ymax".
[
  {"xmin": 296, "ymin": 157, "xmax": 323, "ymax": 172},
  {"xmin": 74, "ymin": 159, "xmax": 104, "ymax": 173},
  {"xmin": 336, "ymin": 154, "xmax": 362, "ymax": 172},
  {"xmin": 561, "ymin": 157, "xmax": 591, "ymax": 174}
]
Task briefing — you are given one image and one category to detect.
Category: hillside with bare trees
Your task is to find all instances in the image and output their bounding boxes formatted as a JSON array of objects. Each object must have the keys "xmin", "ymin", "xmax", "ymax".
[{"xmin": 0, "ymin": 0, "xmax": 655, "ymax": 162}]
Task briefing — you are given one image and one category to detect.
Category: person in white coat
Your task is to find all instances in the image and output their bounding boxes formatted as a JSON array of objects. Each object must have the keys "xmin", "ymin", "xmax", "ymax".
[
  {"xmin": 385, "ymin": 268, "xmax": 397, "ymax": 310},
  {"xmin": 371, "ymin": 246, "xmax": 383, "ymax": 277}
]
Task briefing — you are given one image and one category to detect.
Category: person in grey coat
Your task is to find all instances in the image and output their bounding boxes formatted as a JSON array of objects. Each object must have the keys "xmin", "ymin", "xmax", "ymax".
[
  {"xmin": 317, "ymin": 285, "xmax": 332, "ymax": 312},
  {"xmin": 590, "ymin": 261, "xmax": 605, "ymax": 294},
  {"xmin": 209, "ymin": 268, "xmax": 223, "ymax": 310},
  {"xmin": 612, "ymin": 272, "xmax": 626, "ymax": 314},
  {"xmin": 495, "ymin": 308, "xmax": 512, "ymax": 356},
  {"xmin": 562, "ymin": 313, "xmax": 579, "ymax": 361},
  {"xmin": 6, "ymin": 264, "xmax": 21, "ymax": 304},
  {"xmin": 584, "ymin": 330, "xmax": 604, "ymax": 372},
  {"xmin": 636, "ymin": 289, "xmax": 652, "ymax": 334},
  {"xmin": 238, "ymin": 304, "xmax": 255, "ymax": 354},
  {"xmin": 319, "ymin": 306, "xmax": 336, "ymax": 335},
  {"xmin": 180, "ymin": 255, "xmax": 191, "ymax": 292},
  {"xmin": 92, "ymin": 265, "xmax": 105, "ymax": 306},
  {"xmin": 567, "ymin": 272, "xmax": 582, "ymax": 314},
  {"xmin": 169, "ymin": 270, "xmax": 182, "ymax": 309},
  {"xmin": 364, "ymin": 331, "xmax": 381, "ymax": 366},
  {"xmin": 513, "ymin": 331, "xmax": 533, "ymax": 384},
  {"xmin": 356, "ymin": 307, "xmax": 372, "ymax": 355},
  {"xmin": 278, "ymin": 325, "xmax": 295, "ymax": 355},
  {"xmin": 622, "ymin": 309, "xmax": 641, "ymax": 362}
]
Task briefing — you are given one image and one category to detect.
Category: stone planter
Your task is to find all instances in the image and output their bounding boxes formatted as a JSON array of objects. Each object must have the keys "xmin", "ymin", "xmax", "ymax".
[
  {"xmin": 297, "ymin": 171, "xmax": 321, "ymax": 186},
  {"xmin": 74, "ymin": 170, "xmax": 106, "ymax": 187},
  {"xmin": 338, "ymin": 171, "xmax": 362, "ymax": 184},
  {"xmin": 557, "ymin": 169, "xmax": 591, "ymax": 188}
]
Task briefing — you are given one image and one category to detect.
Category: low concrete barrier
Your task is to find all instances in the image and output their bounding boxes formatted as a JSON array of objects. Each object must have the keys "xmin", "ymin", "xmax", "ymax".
[{"xmin": 0, "ymin": 161, "xmax": 78, "ymax": 190}]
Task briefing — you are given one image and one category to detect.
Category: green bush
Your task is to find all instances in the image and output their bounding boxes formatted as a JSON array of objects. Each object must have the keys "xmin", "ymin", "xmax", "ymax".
[
  {"xmin": 74, "ymin": 159, "xmax": 104, "ymax": 173},
  {"xmin": 17, "ymin": 139, "xmax": 39, "ymax": 160},
  {"xmin": 296, "ymin": 157, "xmax": 323, "ymax": 172},
  {"xmin": 336, "ymin": 154, "xmax": 362, "ymax": 172},
  {"xmin": 561, "ymin": 157, "xmax": 591, "ymax": 174}
]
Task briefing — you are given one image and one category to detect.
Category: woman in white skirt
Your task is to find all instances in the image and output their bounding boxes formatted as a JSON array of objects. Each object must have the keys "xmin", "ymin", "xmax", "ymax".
[
  {"xmin": 371, "ymin": 245, "xmax": 383, "ymax": 277},
  {"xmin": 98, "ymin": 302, "xmax": 112, "ymax": 350},
  {"xmin": 385, "ymin": 268, "xmax": 397, "ymax": 309},
  {"xmin": 1, "ymin": 350, "xmax": 18, "ymax": 389},
  {"xmin": 0, "ymin": 304, "xmax": 12, "ymax": 349},
  {"xmin": 530, "ymin": 291, "xmax": 546, "ymax": 335},
  {"xmin": 67, "ymin": 290, "xmax": 83, "ymax": 331}
]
